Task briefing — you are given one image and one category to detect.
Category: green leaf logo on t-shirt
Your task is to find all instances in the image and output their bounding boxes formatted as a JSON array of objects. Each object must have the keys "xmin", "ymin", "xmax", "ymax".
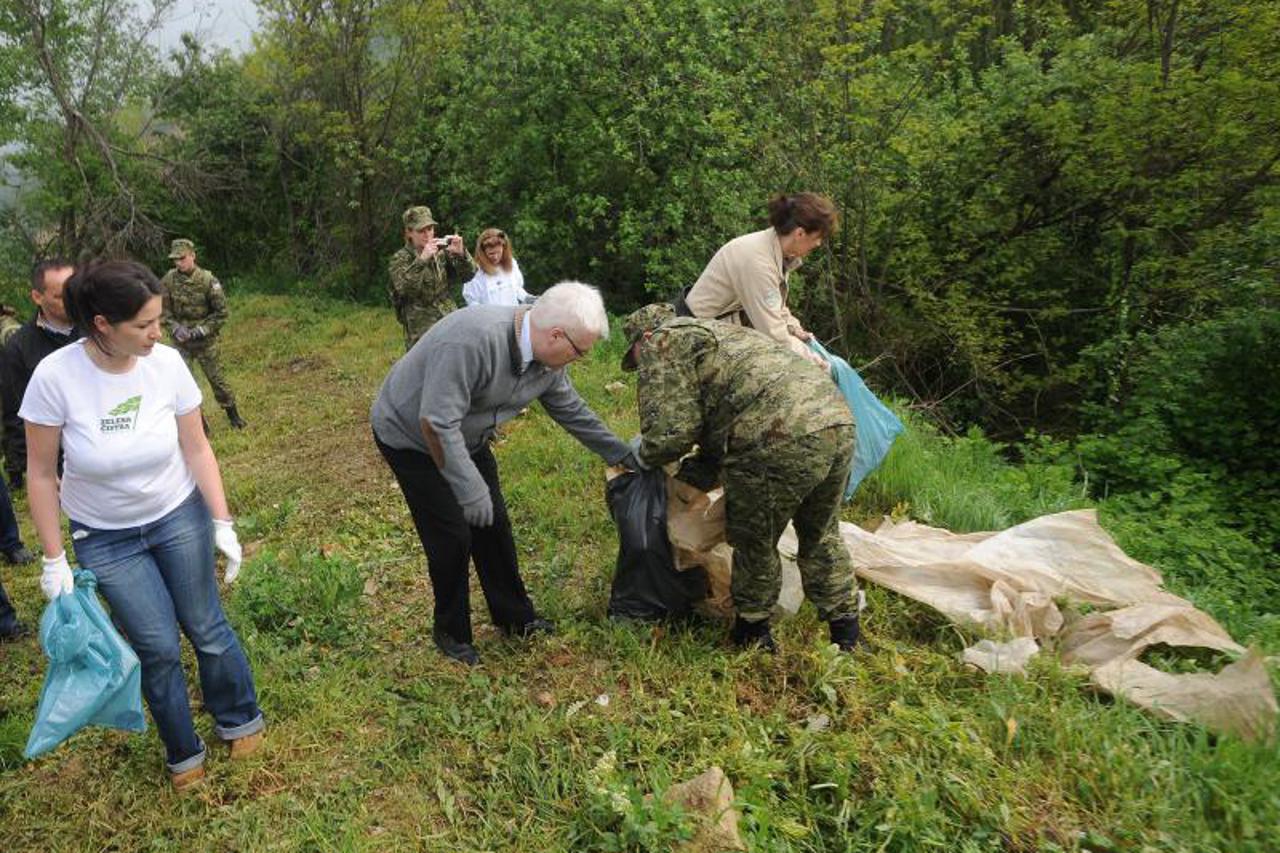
[
  {"xmin": 108, "ymin": 395, "xmax": 141, "ymax": 416},
  {"xmin": 100, "ymin": 395, "xmax": 142, "ymax": 433}
]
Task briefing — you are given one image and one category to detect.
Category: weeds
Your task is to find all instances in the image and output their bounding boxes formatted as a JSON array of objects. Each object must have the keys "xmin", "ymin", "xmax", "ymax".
[{"xmin": 0, "ymin": 293, "xmax": 1275, "ymax": 852}]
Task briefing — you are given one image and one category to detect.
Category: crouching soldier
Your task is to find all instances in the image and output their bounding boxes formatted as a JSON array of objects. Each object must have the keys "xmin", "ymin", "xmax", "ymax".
[
  {"xmin": 620, "ymin": 304, "xmax": 861, "ymax": 653},
  {"xmin": 160, "ymin": 239, "xmax": 246, "ymax": 429}
]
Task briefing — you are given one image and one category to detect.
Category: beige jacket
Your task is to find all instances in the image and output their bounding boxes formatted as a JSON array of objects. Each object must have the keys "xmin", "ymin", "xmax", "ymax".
[{"xmin": 685, "ymin": 228, "xmax": 809, "ymax": 358}]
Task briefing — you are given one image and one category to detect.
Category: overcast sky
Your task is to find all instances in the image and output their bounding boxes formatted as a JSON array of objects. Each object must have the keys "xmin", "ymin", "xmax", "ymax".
[{"xmin": 150, "ymin": 0, "xmax": 260, "ymax": 56}]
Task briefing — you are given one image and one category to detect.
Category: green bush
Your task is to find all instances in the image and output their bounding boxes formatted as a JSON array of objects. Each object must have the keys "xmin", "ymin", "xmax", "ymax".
[
  {"xmin": 1076, "ymin": 309, "xmax": 1280, "ymax": 644},
  {"xmin": 852, "ymin": 411, "xmax": 1088, "ymax": 533}
]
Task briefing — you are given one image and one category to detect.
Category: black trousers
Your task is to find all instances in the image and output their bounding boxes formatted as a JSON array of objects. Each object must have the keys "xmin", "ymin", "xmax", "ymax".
[
  {"xmin": 0, "ymin": 575, "xmax": 17, "ymax": 635},
  {"xmin": 375, "ymin": 434, "xmax": 537, "ymax": 643}
]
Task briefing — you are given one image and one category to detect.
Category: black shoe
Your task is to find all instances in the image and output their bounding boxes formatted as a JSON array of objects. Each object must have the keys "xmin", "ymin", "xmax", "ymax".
[
  {"xmin": 829, "ymin": 614, "xmax": 861, "ymax": 652},
  {"xmin": 0, "ymin": 621, "xmax": 32, "ymax": 642},
  {"xmin": 432, "ymin": 628, "xmax": 479, "ymax": 665},
  {"xmin": 729, "ymin": 616, "xmax": 777, "ymax": 652},
  {"xmin": 225, "ymin": 406, "xmax": 248, "ymax": 430},
  {"xmin": 502, "ymin": 617, "xmax": 555, "ymax": 639},
  {"xmin": 2, "ymin": 545, "xmax": 34, "ymax": 565}
]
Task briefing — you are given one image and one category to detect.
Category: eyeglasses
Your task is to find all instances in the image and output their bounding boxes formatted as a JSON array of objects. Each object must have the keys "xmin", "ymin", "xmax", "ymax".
[{"xmin": 560, "ymin": 329, "xmax": 587, "ymax": 359}]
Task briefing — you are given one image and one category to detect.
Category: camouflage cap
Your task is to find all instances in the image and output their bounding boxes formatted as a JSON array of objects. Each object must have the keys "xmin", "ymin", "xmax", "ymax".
[
  {"xmin": 168, "ymin": 238, "xmax": 195, "ymax": 259},
  {"xmin": 620, "ymin": 303, "xmax": 676, "ymax": 371},
  {"xmin": 403, "ymin": 206, "xmax": 438, "ymax": 229}
]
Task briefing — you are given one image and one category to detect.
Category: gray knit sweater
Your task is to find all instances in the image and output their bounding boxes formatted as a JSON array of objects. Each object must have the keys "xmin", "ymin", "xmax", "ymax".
[{"xmin": 371, "ymin": 305, "xmax": 629, "ymax": 505}]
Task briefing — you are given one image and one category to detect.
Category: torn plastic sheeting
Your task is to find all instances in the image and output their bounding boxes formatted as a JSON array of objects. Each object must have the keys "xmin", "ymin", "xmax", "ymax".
[
  {"xmin": 1059, "ymin": 604, "xmax": 1244, "ymax": 668},
  {"xmin": 668, "ymin": 486, "xmax": 1277, "ymax": 741},
  {"xmin": 961, "ymin": 638, "xmax": 1041, "ymax": 676},
  {"xmin": 665, "ymin": 478, "xmax": 803, "ymax": 620},
  {"xmin": 832, "ymin": 519, "xmax": 1064, "ymax": 637},
  {"xmin": 1090, "ymin": 650, "xmax": 1276, "ymax": 742}
]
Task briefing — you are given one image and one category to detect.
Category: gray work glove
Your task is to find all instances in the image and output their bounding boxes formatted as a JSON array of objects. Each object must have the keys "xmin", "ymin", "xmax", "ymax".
[
  {"xmin": 188, "ymin": 325, "xmax": 208, "ymax": 341},
  {"xmin": 172, "ymin": 324, "xmax": 191, "ymax": 343},
  {"xmin": 460, "ymin": 492, "xmax": 494, "ymax": 528},
  {"xmin": 620, "ymin": 435, "xmax": 649, "ymax": 471}
]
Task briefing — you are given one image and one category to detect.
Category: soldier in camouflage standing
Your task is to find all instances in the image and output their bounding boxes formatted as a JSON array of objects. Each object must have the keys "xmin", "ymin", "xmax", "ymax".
[
  {"xmin": 620, "ymin": 304, "xmax": 862, "ymax": 653},
  {"xmin": 160, "ymin": 239, "xmax": 247, "ymax": 429},
  {"xmin": 388, "ymin": 205, "xmax": 473, "ymax": 350}
]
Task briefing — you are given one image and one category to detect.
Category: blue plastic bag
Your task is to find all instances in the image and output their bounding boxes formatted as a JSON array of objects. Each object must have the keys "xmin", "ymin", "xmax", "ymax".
[
  {"xmin": 808, "ymin": 339, "xmax": 905, "ymax": 499},
  {"xmin": 24, "ymin": 571, "xmax": 146, "ymax": 759}
]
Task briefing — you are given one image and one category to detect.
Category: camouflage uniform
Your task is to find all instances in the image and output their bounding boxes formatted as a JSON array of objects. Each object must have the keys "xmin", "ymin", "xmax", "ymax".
[
  {"xmin": 629, "ymin": 313, "xmax": 858, "ymax": 623},
  {"xmin": 387, "ymin": 245, "xmax": 474, "ymax": 350},
  {"xmin": 0, "ymin": 307, "xmax": 21, "ymax": 348},
  {"xmin": 160, "ymin": 252, "xmax": 237, "ymax": 411}
]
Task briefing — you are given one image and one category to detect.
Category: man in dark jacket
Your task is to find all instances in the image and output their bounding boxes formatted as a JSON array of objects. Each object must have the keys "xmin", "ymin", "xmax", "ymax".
[{"xmin": 1, "ymin": 259, "xmax": 81, "ymax": 489}]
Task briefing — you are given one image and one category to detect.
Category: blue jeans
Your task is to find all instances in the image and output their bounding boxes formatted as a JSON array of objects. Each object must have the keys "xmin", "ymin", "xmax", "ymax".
[{"xmin": 71, "ymin": 489, "xmax": 263, "ymax": 772}]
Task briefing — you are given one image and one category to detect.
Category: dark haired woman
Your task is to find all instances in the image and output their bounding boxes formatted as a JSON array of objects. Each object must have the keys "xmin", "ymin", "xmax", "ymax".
[
  {"xmin": 682, "ymin": 192, "xmax": 838, "ymax": 367},
  {"xmin": 462, "ymin": 228, "xmax": 533, "ymax": 307},
  {"xmin": 22, "ymin": 260, "xmax": 263, "ymax": 790}
]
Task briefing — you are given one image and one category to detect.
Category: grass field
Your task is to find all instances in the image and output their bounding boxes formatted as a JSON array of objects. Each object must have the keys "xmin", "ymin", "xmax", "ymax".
[{"xmin": 0, "ymin": 293, "xmax": 1276, "ymax": 852}]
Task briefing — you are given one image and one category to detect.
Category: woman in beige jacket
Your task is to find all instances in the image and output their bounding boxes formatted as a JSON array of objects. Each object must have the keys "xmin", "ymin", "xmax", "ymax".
[{"xmin": 681, "ymin": 192, "xmax": 837, "ymax": 367}]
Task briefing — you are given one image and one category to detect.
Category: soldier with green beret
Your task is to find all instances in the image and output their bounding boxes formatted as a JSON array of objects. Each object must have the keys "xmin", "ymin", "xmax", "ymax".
[
  {"xmin": 388, "ymin": 205, "xmax": 474, "ymax": 350},
  {"xmin": 620, "ymin": 304, "xmax": 862, "ymax": 653},
  {"xmin": 160, "ymin": 238, "xmax": 246, "ymax": 429}
]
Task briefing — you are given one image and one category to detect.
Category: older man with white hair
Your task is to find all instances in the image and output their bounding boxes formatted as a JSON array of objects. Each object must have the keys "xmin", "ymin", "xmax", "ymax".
[{"xmin": 371, "ymin": 281, "xmax": 637, "ymax": 664}]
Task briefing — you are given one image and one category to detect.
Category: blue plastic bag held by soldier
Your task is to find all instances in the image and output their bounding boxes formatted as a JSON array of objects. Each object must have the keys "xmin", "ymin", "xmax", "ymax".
[{"xmin": 24, "ymin": 571, "xmax": 145, "ymax": 759}]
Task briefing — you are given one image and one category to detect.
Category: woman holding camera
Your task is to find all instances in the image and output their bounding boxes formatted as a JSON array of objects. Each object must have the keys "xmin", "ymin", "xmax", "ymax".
[
  {"xmin": 680, "ymin": 192, "xmax": 837, "ymax": 368},
  {"xmin": 462, "ymin": 228, "xmax": 533, "ymax": 307},
  {"xmin": 24, "ymin": 260, "xmax": 263, "ymax": 791}
]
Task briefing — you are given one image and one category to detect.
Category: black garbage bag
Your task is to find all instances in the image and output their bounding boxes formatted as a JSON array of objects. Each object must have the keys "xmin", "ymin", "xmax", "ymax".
[{"xmin": 606, "ymin": 468, "xmax": 708, "ymax": 621}]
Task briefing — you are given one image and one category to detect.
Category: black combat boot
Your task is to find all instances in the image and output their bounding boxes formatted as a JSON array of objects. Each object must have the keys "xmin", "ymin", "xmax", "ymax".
[
  {"xmin": 829, "ymin": 614, "xmax": 861, "ymax": 652},
  {"xmin": 432, "ymin": 627, "xmax": 479, "ymax": 666},
  {"xmin": 729, "ymin": 616, "xmax": 777, "ymax": 652},
  {"xmin": 225, "ymin": 406, "xmax": 248, "ymax": 429}
]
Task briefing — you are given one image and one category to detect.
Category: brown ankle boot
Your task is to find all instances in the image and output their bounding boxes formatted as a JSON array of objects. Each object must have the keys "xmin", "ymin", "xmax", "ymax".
[
  {"xmin": 229, "ymin": 730, "xmax": 264, "ymax": 759},
  {"xmin": 170, "ymin": 764, "xmax": 206, "ymax": 792}
]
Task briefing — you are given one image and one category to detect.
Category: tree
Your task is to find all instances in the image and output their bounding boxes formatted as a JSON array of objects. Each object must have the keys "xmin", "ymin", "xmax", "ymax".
[
  {"xmin": 0, "ymin": 0, "xmax": 199, "ymax": 258},
  {"xmin": 250, "ymin": 0, "xmax": 460, "ymax": 294}
]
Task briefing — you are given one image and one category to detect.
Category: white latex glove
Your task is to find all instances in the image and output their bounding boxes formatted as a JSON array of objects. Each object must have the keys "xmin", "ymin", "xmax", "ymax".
[
  {"xmin": 213, "ymin": 518, "xmax": 243, "ymax": 583},
  {"xmin": 460, "ymin": 492, "xmax": 494, "ymax": 528},
  {"xmin": 40, "ymin": 552, "xmax": 74, "ymax": 600}
]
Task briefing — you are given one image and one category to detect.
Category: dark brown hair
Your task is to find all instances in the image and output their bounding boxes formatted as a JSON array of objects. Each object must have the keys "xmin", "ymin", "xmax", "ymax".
[
  {"xmin": 30, "ymin": 258, "xmax": 74, "ymax": 293},
  {"xmin": 766, "ymin": 192, "xmax": 839, "ymax": 238},
  {"xmin": 63, "ymin": 260, "xmax": 163, "ymax": 353},
  {"xmin": 474, "ymin": 227, "xmax": 514, "ymax": 275}
]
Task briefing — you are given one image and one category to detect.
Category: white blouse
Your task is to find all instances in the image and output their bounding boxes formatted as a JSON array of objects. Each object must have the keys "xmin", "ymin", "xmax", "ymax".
[{"xmin": 462, "ymin": 258, "xmax": 531, "ymax": 307}]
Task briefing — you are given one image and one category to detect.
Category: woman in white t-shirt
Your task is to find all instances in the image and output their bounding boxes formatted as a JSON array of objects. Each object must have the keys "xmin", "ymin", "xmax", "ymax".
[
  {"xmin": 23, "ymin": 260, "xmax": 263, "ymax": 791},
  {"xmin": 461, "ymin": 228, "xmax": 534, "ymax": 307}
]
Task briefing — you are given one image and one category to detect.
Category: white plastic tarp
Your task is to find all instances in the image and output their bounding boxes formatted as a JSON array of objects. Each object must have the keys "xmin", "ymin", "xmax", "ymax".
[{"xmin": 665, "ymin": 487, "xmax": 1277, "ymax": 741}]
